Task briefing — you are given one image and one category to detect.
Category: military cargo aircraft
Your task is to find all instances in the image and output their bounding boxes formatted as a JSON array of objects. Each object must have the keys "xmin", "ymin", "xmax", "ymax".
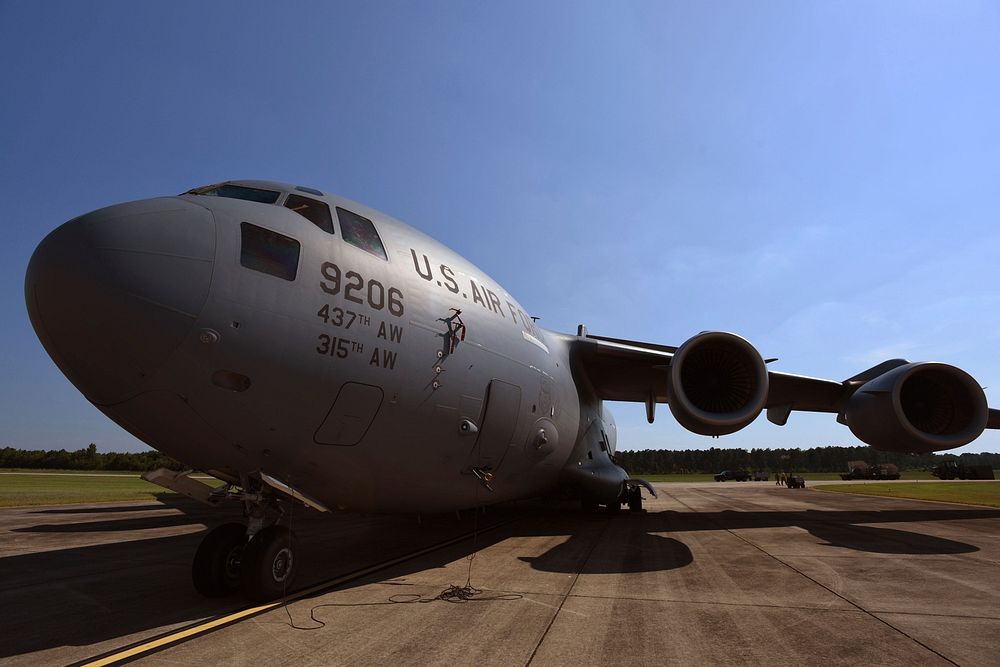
[{"xmin": 24, "ymin": 180, "xmax": 1000, "ymax": 601}]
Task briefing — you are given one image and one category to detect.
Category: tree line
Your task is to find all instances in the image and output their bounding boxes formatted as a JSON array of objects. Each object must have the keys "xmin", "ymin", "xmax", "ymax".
[
  {"xmin": 615, "ymin": 445, "xmax": 1000, "ymax": 474},
  {"xmin": 0, "ymin": 444, "xmax": 184, "ymax": 472},
  {"xmin": 3, "ymin": 443, "xmax": 998, "ymax": 475}
]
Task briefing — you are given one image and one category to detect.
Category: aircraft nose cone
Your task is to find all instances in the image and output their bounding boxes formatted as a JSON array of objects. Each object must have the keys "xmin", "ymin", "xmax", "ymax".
[{"xmin": 25, "ymin": 198, "xmax": 216, "ymax": 405}]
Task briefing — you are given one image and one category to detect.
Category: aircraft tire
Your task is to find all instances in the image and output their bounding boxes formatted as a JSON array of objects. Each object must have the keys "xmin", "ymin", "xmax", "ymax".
[
  {"xmin": 627, "ymin": 487, "xmax": 642, "ymax": 512},
  {"xmin": 192, "ymin": 522, "xmax": 247, "ymax": 597},
  {"xmin": 240, "ymin": 525, "xmax": 298, "ymax": 602}
]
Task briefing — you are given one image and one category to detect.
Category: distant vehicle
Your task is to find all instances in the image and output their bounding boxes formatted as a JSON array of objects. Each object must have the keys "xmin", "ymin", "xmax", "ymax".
[
  {"xmin": 840, "ymin": 460, "xmax": 900, "ymax": 480},
  {"xmin": 929, "ymin": 461, "xmax": 996, "ymax": 480},
  {"xmin": 714, "ymin": 470, "xmax": 750, "ymax": 482},
  {"xmin": 787, "ymin": 476, "xmax": 806, "ymax": 489},
  {"xmin": 752, "ymin": 471, "xmax": 769, "ymax": 482}
]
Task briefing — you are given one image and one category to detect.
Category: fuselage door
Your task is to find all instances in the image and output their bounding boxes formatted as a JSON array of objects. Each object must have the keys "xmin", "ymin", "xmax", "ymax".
[{"xmin": 466, "ymin": 379, "xmax": 521, "ymax": 473}]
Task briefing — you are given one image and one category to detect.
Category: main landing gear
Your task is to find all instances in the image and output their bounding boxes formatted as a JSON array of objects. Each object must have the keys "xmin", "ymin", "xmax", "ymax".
[
  {"xmin": 581, "ymin": 482, "xmax": 649, "ymax": 514},
  {"xmin": 190, "ymin": 478, "xmax": 300, "ymax": 602},
  {"xmin": 626, "ymin": 485, "xmax": 643, "ymax": 512}
]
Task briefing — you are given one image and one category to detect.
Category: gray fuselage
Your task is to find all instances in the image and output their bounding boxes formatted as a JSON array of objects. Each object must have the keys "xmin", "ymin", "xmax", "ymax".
[{"xmin": 25, "ymin": 181, "xmax": 621, "ymax": 512}]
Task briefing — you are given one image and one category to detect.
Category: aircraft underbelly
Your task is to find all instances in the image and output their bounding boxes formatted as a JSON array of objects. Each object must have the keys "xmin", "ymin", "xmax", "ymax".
[{"xmin": 103, "ymin": 390, "xmax": 231, "ymax": 471}]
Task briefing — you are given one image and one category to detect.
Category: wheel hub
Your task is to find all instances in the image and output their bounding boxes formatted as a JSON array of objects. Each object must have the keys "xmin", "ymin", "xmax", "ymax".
[
  {"xmin": 224, "ymin": 546, "xmax": 243, "ymax": 581},
  {"xmin": 271, "ymin": 547, "xmax": 293, "ymax": 583}
]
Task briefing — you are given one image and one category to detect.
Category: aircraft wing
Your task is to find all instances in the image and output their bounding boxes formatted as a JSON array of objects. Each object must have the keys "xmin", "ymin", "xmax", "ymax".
[
  {"xmin": 573, "ymin": 332, "xmax": 843, "ymax": 413},
  {"xmin": 571, "ymin": 330, "xmax": 998, "ymax": 452},
  {"xmin": 570, "ymin": 334, "xmax": 675, "ymax": 404}
]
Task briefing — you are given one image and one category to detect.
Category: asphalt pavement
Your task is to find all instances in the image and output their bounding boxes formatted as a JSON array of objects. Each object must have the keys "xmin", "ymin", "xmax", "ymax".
[{"xmin": 2, "ymin": 482, "xmax": 998, "ymax": 666}]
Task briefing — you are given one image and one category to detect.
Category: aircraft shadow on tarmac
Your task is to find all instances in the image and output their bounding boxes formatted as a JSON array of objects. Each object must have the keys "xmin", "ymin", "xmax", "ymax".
[
  {"xmin": 32, "ymin": 503, "xmax": 176, "ymax": 515},
  {"xmin": 649, "ymin": 508, "xmax": 994, "ymax": 556},
  {"xmin": 2, "ymin": 500, "xmax": 998, "ymax": 658},
  {"xmin": 12, "ymin": 512, "xmax": 212, "ymax": 533}
]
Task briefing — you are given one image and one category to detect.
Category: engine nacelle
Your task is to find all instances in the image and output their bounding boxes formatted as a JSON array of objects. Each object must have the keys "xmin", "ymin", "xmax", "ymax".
[
  {"xmin": 667, "ymin": 331, "xmax": 769, "ymax": 436},
  {"xmin": 845, "ymin": 362, "xmax": 988, "ymax": 453}
]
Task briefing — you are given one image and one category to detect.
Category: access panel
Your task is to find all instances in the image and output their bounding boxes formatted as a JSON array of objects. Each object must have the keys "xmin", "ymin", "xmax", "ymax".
[
  {"xmin": 314, "ymin": 382, "xmax": 383, "ymax": 446},
  {"xmin": 466, "ymin": 379, "xmax": 522, "ymax": 472}
]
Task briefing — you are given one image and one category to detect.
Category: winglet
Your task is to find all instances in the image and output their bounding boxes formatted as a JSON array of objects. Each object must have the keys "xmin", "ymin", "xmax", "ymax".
[{"xmin": 845, "ymin": 359, "xmax": 909, "ymax": 384}]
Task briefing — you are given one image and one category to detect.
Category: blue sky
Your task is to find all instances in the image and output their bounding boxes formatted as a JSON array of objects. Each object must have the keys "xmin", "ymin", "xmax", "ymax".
[{"xmin": 2, "ymin": 1, "xmax": 998, "ymax": 453}]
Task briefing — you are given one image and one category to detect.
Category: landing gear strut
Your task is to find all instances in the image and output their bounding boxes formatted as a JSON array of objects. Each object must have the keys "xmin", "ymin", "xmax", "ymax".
[{"xmin": 580, "ymin": 483, "xmax": 646, "ymax": 514}]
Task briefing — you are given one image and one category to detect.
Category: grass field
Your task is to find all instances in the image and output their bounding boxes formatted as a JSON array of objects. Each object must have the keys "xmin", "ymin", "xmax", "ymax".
[
  {"xmin": 0, "ymin": 468, "xmax": 150, "ymax": 475},
  {"xmin": 0, "ymin": 471, "xmax": 174, "ymax": 507},
  {"xmin": 640, "ymin": 470, "xmax": 937, "ymax": 482},
  {"xmin": 0, "ymin": 469, "xmax": 993, "ymax": 508},
  {"xmin": 639, "ymin": 473, "xmax": 718, "ymax": 483},
  {"xmin": 814, "ymin": 482, "xmax": 1000, "ymax": 507}
]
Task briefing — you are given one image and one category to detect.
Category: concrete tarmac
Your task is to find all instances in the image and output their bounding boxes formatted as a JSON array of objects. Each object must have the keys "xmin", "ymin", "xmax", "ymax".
[{"xmin": 2, "ymin": 483, "xmax": 999, "ymax": 666}]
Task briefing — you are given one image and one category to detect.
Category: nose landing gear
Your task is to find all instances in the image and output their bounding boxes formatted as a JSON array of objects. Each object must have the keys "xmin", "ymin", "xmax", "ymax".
[
  {"xmin": 192, "ymin": 522, "xmax": 247, "ymax": 597},
  {"xmin": 192, "ymin": 521, "xmax": 301, "ymax": 604},
  {"xmin": 143, "ymin": 469, "xmax": 328, "ymax": 601},
  {"xmin": 239, "ymin": 525, "xmax": 299, "ymax": 602},
  {"xmin": 186, "ymin": 474, "xmax": 305, "ymax": 602},
  {"xmin": 192, "ymin": 521, "xmax": 300, "ymax": 602}
]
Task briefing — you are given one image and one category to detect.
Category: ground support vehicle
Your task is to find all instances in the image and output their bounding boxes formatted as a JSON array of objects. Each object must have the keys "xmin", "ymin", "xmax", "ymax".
[
  {"xmin": 714, "ymin": 470, "xmax": 750, "ymax": 482},
  {"xmin": 930, "ymin": 461, "xmax": 996, "ymax": 480},
  {"xmin": 840, "ymin": 460, "xmax": 901, "ymax": 480}
]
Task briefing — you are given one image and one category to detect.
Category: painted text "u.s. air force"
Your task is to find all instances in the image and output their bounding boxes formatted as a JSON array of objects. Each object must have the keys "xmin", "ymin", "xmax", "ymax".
[{"xmin": 410, "ymin": 249, "xmax": 538, "ymax": 335}]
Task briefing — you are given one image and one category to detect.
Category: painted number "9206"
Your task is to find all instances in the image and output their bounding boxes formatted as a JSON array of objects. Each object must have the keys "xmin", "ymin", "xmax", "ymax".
[{"xmin": 320, "ymin": 262, "xmax": 403, "ymax": 317}]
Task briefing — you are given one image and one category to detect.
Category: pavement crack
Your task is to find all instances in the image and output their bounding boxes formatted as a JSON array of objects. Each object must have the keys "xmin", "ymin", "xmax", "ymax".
[
  {"xmin": 523, "ymin": 519, "xmax": 610, "ymax": 667},
  {"xmin": 671, "ymin": 487, "xmax": 963, "ymax": 667},
  {"xmin": 561, "ymin": 591, "xmax": 860, "ymax": 612}
]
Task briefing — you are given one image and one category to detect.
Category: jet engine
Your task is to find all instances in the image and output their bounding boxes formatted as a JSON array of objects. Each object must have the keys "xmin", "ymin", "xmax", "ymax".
[
  {"xmin": 667, "ymin": 332, "xmax": 769, "ymax": 436},
  {"xmin": 845, "ymin": 362, "xmax": 988, "ymax": 453}
]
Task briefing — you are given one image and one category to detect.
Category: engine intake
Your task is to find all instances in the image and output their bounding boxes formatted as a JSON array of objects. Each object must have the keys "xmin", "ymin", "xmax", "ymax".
[
  {"xmin": 845, "ymin": 362, "xmax": 987, "ymax": 453},
  {"xmin": 667, "ymin": 332, "xmax": 769, "ymax": 436}
]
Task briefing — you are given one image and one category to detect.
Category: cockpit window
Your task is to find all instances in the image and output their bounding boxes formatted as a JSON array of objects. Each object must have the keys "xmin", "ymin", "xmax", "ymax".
[
  {"xmin": 240, "ymin": 222, "xmax": 299, "ymax": 281},
  {"xmin": 336, "ymin": 207, "xmax": 387, "ymax": 260},
  {"xmin": 284, "ymin": 194, "xmax": 334, "ymax": 233},
  {"xmin": 188, "ymin": 183, "xmax": 281, "ymax": 204},
  {"xmin": 295, "ymin": 185, "xmax": 324, "ymax": 196}
]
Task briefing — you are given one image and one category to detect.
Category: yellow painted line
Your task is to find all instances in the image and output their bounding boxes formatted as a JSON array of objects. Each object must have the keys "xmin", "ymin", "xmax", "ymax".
[
  {"xmin": 81, "ymin": 518, "xmax": 516, "ymax": 666},
  {"xmin": 82, "ymin": 602, "xmax": 277, "ymax": 666}
]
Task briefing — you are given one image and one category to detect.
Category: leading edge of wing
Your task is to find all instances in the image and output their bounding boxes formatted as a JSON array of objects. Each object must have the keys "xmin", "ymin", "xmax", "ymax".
[
  {"xmin": 569, "ymin": 333, "xmax": 673, "ymax": 403},
  {"xmin": 584, "ymin": 334, "xmax": 677, "ymax": 356}
]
